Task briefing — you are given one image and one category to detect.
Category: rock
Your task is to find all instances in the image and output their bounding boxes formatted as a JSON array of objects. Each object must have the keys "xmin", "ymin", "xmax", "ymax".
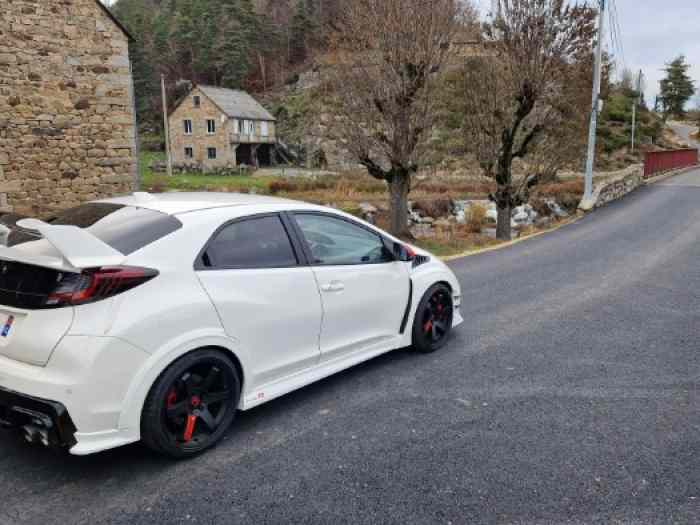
[
  {"xmin": 410, "ymin": 224, "xmax": 435, "ymax": 239},
  {"xmin": 433, "ymin": 219, "xmax": 452, "ymax": 229},
  {"xmin": 420, "ymin": 216, "xmax": 435, "ymax": 225},
  {"xmin": 358, "ymin": 202, "xmax": 377, "ymax": 224},
  {"xmin": 512, "ymin": 204, "xmax": 538, "ymax": 226},
  {"xmin": 535, "ymin": 216, "xmax": 553, "ymax": 228},
  {"xmin": 358, "ymin": 202, "xmax": 378, "ymax": 214},
  {"xmin": 545, "ymin": 198, "xmax": 569, "ymax": 218}
]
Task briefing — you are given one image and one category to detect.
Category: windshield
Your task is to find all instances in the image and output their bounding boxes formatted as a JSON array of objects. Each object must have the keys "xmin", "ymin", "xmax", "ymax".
[{"xmin": 0, "ymin": 203, "xmax": 182, "ymax": 256}]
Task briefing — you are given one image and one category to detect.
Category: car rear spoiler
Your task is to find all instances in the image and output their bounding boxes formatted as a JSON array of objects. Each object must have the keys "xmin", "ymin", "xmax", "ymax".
[{"xmin": 0, "ymin": 219, "xmax": 126, "ymax": 273}]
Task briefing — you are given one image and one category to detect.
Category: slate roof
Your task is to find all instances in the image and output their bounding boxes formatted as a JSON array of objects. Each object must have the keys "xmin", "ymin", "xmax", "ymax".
[{"xmin": 198, "ymin": 85, "xmax": 276, "ymax": 122}]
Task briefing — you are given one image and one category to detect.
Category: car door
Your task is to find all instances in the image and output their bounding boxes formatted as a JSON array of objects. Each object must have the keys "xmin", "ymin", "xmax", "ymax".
[
  {"xmin": 196, "ymin": 213, "xmax": 323, "ymax": 390},
  {"xmin": 290, "ymin": 212, "xmax": 410, "ymax": 362}
]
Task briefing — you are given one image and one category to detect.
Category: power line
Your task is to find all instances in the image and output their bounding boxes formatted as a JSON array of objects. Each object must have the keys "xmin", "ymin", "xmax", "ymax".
[{"xmin": 608, "ymin": 0, "xmax": 627, "ymax": 75}]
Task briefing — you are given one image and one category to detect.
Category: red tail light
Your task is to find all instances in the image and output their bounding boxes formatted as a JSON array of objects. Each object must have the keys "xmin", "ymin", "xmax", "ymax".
[{"xmin": 45, "ymin": 266, "xmax": 159, "ymax": 308}]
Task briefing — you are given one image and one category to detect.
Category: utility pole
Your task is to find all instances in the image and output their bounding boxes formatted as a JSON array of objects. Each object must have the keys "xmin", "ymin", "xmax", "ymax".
[
  {"xmin": 631, "ymin": 69, "xmax": 643, "ymax": 153},
  {"xmin": 581, "ymin": 0, "xmax": 606, "ymax": 208},
  {"xmin": 161, "ymin": 74, "xmax": 173, "ymax": 178}
]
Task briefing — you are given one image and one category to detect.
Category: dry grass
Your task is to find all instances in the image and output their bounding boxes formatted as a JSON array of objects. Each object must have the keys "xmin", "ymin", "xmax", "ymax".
[
  {"xmin": 412, "ymin": 197, "xmax": 454, "ymax": 218},
  {"xmin": 467, "ymin": 203, "xmax": 488, "ymax": 233},
  {"xmin": 532, "ymin": 179, "xmax": 584, "ymax": 212}
]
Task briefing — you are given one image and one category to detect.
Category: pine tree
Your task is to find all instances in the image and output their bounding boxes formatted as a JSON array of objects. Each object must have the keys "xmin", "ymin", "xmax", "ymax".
[
  {"xmin": 659, "ymin": 55, "xmax": 696, "ymax": 119},
  {"xmin": 110, "ymin": 0, "xmax": 317, "ymax": 124}
]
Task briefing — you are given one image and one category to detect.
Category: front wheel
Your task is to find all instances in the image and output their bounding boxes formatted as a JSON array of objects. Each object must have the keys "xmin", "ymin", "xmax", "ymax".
[
  {"xmin": 412, "ymin": 284, "xmax": 454, "ymax": 354},
  {"xmin": 141, "ymin": 349, "xmax": 241, "ymax": 459}
]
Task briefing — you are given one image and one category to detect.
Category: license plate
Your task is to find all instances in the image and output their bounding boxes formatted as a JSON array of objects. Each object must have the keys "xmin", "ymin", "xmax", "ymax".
[{"xmin": 0, "ymin": 314, "xmax": 15, "ymax": 338}]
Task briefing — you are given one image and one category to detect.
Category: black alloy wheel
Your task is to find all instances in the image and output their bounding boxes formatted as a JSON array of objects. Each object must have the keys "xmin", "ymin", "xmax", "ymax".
[
  {"xmin": 412, "ymin": 284, "xmax": 454, "ymax": 353},
  {"xmin": 141, "ymin": 350, "xmax": 240, "ymax": 458}
]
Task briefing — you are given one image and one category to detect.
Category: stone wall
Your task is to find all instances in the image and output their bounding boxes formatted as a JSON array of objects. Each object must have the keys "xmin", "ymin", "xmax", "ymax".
[
  {"xmin": 579, "ymin": 165, "xmax": 644, "ymax": 211},
  {"xmin": 0, "ymin": 0, "xmax": 137, "ymax": 216}
]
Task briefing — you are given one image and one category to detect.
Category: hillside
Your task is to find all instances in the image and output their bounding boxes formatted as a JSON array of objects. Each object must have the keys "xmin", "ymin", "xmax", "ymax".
[
  {"xmin": 596, "ymin": 85, "xmax": 666, "ymax": 169},
  {"xmin": 110, "ymin": 0, "xmax": 339, "ymax": 127},
  {"xmin": 261, "ymin": 70, "xmax": 667, "ymax": 176}
]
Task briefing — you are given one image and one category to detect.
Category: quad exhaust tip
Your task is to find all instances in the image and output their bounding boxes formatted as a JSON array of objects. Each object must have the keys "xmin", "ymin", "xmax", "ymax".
[{"xmin": 22, "ymin": 424, "xmax": 49, "ymax": 447}]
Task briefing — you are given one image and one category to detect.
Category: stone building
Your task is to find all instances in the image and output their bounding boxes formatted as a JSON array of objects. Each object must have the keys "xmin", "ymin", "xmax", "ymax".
[
  {"xmin": 0, "ymin": 0, "xmax": 138, "ymax": 216},
  {"xmin": 169, "ymin": 86, "xmax": 277, "ymax": 170}
]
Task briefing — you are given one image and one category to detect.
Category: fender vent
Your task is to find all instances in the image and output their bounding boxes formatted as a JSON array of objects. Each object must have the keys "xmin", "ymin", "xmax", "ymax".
[{"xmin": 412, "ymin": 255, "xmax": 430, "ymax": 268}]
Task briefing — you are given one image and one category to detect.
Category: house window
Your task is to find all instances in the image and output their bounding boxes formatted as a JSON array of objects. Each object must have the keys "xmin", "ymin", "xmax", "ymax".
[
  {"xmin": 193, "ymin": 96, "xmax": 201, "ymax": 108},
  {"xmin": 260, "ymin": 121, "xmax": 269, "ymax": 137},
  {"xmin": 184, "ymin": 120, "xmax": 193, "ymax": 135},
  {"xmin": 208, "ymin": 147, "xmax": 217, "ymax": 160},
  {"xmin": 207, "ymin": 119, "xmax": 216, "ymax": 134},
  {"xmin": 184, "ymin": 147, "xmax": 193, "ymax": 159},
  {"xmin": 246, "ymin": 120, "xmax": 255, "ymax": 135}
]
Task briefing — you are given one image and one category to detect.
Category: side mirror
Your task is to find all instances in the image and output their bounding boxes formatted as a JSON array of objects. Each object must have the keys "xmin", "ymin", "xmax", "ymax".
[{"xmin": 393, "ymin": 242, "xmax": 416, "ymax": 262}]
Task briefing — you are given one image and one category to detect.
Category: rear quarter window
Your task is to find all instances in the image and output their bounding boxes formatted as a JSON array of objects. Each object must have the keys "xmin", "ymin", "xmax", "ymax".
[{"xmin": 1, "ymin": 203, "xmax": 182, "ymax": 255}]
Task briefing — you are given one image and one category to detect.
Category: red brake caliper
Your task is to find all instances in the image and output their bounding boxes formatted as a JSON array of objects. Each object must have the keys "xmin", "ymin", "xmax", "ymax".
[
  {"xmin": 183, "ymin": 414, "xmax": 197, "ymax": 442},
  {"xmin": 183, "ymin": 395, "xmax": 201, "ymax": 443}
]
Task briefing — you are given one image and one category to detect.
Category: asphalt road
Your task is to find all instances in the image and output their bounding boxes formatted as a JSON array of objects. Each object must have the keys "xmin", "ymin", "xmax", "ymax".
[{"xmin": 2, "ymin": 171, "xmax": 700, "ymax": 524}]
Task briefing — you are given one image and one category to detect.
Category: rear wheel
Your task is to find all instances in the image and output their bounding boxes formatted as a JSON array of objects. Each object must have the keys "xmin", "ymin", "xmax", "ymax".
[
  {"xmin": 141, "ymin": 349, "xmax": 240, "ymax": 459},
  {"xmin": 412, "ymin": 284, "xmax": 454, "ymax": 354}
]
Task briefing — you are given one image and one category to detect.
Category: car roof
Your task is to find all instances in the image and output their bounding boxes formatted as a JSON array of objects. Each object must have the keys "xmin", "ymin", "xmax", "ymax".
[{"xmin": 96, "ymin": 192, "xmax": 321, "ymax": 216}]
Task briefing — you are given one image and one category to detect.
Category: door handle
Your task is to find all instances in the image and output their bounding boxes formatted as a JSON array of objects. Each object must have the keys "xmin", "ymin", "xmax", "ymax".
[{"xmin": 321, "ymin": 281, "xmax": 345, "ymax": 292}]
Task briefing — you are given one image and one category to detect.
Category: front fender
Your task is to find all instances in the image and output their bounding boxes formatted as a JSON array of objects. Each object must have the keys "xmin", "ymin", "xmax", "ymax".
[{"xmin": 398, "ymin": 259, "xmax": 463, "ymax": 347}]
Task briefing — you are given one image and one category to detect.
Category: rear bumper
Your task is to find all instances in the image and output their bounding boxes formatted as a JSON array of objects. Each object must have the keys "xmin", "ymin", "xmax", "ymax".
[
  {"xmin": 0, "ymin": 335, "xmax": 150, "ymax": 454},
  {"xmin": 0, "ymin": 386, "xmax": 77, "ymax": 448}
]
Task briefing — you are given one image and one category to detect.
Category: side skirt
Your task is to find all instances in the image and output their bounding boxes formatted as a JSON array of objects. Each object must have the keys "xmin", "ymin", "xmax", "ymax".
[{"xmin": 241, "ymin": 337, "xmax": 402, "ymax": 410}]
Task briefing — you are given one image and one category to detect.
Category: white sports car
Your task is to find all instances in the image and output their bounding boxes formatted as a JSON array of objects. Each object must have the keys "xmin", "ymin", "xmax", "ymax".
[{"xmin": 0, "ymin": 193, "xmax": 462, "ymax": 458}]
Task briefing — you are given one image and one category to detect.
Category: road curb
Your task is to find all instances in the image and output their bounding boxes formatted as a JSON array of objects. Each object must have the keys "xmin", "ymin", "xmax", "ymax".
[
  {"xmin": 442, "ymin": 215, "xmax": 582, "ymax": 262},
  {"xmin": 443, "ymin": 164, "xmax": 700, "ymax": 263}
]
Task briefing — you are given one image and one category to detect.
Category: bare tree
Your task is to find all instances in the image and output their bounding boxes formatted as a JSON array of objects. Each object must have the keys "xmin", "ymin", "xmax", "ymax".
[
  {"xmin": 464, "ymin": 0, "xmax": 596, "ymax": 240},
  {"xmin": 328, "ymin": 0, "xmax": 474, "ymax": 237}
]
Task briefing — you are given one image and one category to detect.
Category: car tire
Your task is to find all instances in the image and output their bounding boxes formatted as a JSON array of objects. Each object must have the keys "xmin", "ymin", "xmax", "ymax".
[
  {"xmin": 412, "ymin": 283, "xmax": 454, "ymax": 354},
  {"xmin": 141, "ymin": 349, "xmax": 241, "ymax": 459}
]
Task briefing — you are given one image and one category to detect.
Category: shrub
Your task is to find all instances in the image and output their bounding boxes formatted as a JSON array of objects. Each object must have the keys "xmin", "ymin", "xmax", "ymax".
[
  {"xmin": 530, "ymin": 197, "xmax": 552, "ymax": 217},
  {"xmin": 533, "ymin": 180, "xmax": 584, "ymax": 213},
  {"xmin": 268, "ymin": 179, "xmax": 299, "ymax": 194},
  {"xmin": 467, "ymin": 204, "xmax": 487, "ymax": 233},
  {"xmin": 412, "ymin": 197, "xmax": 454, "ymax": 218}
]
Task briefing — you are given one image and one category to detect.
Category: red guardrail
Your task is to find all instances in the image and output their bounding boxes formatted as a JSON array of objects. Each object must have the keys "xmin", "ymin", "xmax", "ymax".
[{"xmin": 644, "ymin": 149, "xmax": 699, "ymax": 178}]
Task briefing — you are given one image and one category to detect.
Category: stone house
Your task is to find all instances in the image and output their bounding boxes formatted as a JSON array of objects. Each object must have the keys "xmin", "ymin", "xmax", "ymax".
[
  {"xmin": 0, "ymin": 0, "xmax": 138, "ymax": 216},
  {"xmin": 169, "ymin": 86, "xmax": 277, "ymax": 170}
]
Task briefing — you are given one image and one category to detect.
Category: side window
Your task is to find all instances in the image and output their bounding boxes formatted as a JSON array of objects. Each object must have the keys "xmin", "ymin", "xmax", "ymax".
[
  {"xmin": 193, "ymin": 95, "xmax": 201, "ymax": 108},
  {"xmin": 202, "ymin": 215, "xmax": 298, "ymax": 269},
  {"xmin": 207, "ymin": 147, "xmax": 217, "ymax": 159},
  {"xmin": 207, "ymin": 119, "xmax": 216, "ymax": 134},
  {"xmin": 184, "ymin": 120, "xmax": 193, "ymax": 135},
  {"xmin": 294, "ymin": 214, "xmax": 392, "ymax": 266}
]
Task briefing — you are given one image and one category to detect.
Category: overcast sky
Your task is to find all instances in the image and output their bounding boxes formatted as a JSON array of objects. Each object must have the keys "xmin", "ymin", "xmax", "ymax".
[{"xmin": 475, "ymin": 0, "xmax": 700, "ymax": 107}]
